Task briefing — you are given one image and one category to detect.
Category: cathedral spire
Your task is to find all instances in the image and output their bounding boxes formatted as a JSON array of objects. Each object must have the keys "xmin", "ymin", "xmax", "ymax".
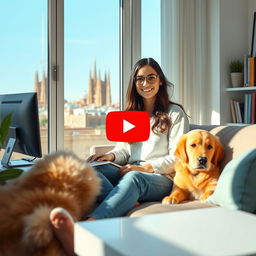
[
  {"xmin": 87, "ymin": 62, "xmax": 111, "ymax": 107},
  {"xmin": 93, "ymin": 60, "xmax": 97, "ymax": 80},
  {"xmin": 104, "ymin": 71, "xmax": 107, "ymax": 82},
  {"xmin": 40, "ymin": 70, "xmax": 46, "ymax": 107},
  {"xmin": 95, "ymin": 70, "xmax": 102, "ymax": 107},
  {"xmin": 87, "ymin": 70, "xmax": 93, "ymax": 105},
  {"xmin": 106, "ymin": 71, "xmax": 111, "ymax": 106},
  {"xmin": 34, "ymin": 71, "xmax": 39, "ymax": 83}
]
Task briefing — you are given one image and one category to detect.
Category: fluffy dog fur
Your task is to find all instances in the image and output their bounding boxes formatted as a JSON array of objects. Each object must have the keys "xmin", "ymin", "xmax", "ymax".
[
  {"xmin": 0, "ymin": 151, "xmax": 101, "ymax": 256},
  {"xmin": 162, "ymin": 129, "xmax": 224, "ymax": 204}
]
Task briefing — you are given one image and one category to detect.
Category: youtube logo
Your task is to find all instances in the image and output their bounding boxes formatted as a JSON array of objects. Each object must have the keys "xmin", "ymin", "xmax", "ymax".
[{"xmin": 106, "ymin": 111, "xmax": 150, "ymax": 142}]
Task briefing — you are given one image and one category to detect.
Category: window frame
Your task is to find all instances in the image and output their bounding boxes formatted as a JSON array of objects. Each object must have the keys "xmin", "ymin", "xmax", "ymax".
[
  {"xmin": 49, "ymin": 0, "xmax": 142, "ymax": 150},
  {"xmin": 120, "ymin": 0, "xmax": 141, "ymax": 110},
  {"xmin": 48, "ymin": 0, "xmax": 64, "ymax": 152}
]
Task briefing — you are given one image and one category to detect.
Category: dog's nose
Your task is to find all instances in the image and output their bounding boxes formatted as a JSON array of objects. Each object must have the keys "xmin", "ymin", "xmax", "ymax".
[{"xmin": 198, "ymin": 156, "xmax": 207, "ymax": 166}]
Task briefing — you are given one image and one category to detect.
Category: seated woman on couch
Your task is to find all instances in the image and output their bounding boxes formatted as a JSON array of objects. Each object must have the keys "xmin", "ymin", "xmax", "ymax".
[{"xmin": 50, "ymin": 57, "xmax": 189, "ymax": 255}]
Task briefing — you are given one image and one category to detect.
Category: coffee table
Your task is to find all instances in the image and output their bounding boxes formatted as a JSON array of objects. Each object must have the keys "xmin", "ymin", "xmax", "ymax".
[{"xmin": 74, "ymin": 207, "xmax": 256, "ymax": 256}]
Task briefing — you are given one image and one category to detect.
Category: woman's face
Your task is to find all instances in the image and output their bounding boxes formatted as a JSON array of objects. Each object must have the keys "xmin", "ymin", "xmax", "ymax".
[{"xmin": 135, "ymin": 65, "xmax": 161, "ymax": 101}]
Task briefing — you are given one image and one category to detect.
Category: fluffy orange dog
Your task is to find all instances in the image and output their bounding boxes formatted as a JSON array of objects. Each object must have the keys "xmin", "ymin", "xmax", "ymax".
[
  {"xmin": 0, "ymin": 151, "xmax": 101, "ymax": 256},
  {"xmin": 162, "ymin": 129, "xmax": 224, "ymax": 204}
]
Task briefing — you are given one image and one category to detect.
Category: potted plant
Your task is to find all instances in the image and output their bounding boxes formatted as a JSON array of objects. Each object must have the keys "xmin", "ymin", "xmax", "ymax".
[
  {"xmin": 230, "ymin": 60, "xmax": 244, "ymax": 87},
  {"xmin": 0, "ymin": 114, "xmax": 23, "ymax": 184}
]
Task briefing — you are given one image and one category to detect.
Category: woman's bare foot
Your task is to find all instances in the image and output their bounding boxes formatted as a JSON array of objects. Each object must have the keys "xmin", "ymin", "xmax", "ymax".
[{"xmin": 50, "ymin": 207, "xmax": 75, "ymax": 256}]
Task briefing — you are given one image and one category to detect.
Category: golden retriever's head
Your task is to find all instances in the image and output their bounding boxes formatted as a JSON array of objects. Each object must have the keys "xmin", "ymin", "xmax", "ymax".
[{"xmin": 174, "ymin": 129, "xmax": 224, "ymax": 171}]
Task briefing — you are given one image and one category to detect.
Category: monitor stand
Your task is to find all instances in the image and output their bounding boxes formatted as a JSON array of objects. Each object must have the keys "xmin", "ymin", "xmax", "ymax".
[
  {"xmin": 5, "ymin": 159, "xmax": 35, "ymax": 168},
  {"xmin": 1, "ymin": 127, "xmax": 35, "ymax": 168}
]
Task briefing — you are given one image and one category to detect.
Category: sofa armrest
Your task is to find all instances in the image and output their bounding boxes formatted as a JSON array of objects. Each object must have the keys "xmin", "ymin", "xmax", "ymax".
[
  {"xmin": 189, "ymin": 124, "xmax": 220, "ymax": 131},
  {"xmin": 89, "ymin": 145, "xmax": 115, "ymax": 155}
]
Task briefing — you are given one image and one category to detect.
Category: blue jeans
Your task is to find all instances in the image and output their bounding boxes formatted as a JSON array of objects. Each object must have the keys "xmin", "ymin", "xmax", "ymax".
[{"xmin": 88, "ymin": 164, "xmax": 173, "ymax": 219}]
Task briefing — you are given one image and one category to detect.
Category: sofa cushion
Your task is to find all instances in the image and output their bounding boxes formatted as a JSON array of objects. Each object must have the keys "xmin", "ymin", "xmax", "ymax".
[
  {"xmin": 206, "ymin": 148, "xmax": 256, "ymax": 213},
  {"xmin": 127, "ymin": 200, "xmax": 217, "ymax": 217}
]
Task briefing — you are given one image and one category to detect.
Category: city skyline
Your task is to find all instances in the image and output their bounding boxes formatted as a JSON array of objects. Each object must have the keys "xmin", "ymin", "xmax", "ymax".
[{"xmin": 35, "ymin": 61, "xmax": 113, "ymax": 107}]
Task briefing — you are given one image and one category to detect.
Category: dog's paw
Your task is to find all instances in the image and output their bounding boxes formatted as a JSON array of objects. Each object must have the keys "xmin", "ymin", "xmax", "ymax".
[
  {"xmin": 161, "ymin": 195, "xmax": 179, "ymax": 205},
  {"xmin": 199, "ymin": 191, "xmax": 213, "ymax": 202}
]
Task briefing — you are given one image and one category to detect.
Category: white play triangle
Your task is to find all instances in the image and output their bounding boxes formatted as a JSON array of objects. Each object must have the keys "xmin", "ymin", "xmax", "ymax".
[{"xmin": 123, "ymin": 119, "xmax": 135, "ymax": 133}]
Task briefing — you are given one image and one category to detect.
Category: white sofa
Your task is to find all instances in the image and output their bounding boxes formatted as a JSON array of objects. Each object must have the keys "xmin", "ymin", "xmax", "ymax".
[{"xmin": 91, "ymin": 124, "xmax": 256, "ymax": 217}]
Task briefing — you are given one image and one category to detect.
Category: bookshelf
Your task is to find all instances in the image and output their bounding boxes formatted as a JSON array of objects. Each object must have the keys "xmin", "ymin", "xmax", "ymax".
[
  {"xmin": 225, "ymin": 87, "xmax": 256, "ymax": 92},
  {"xmin": 211, "ymin": 0, "xmax": 256, "ymax": 126},
  {"xmin": 225, "ymin": 87, "xmax": 256, "ymax": 125}
]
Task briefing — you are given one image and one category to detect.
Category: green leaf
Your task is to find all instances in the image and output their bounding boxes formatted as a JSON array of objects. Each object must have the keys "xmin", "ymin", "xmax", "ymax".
[
  {"xmin": 0, "ymin": 169, "xmax": 23, "ymax": 183},
  {"xmin": 0, "ymin": 113, "xmax": 12, "ymax": 148},
  {"xmin": 230, "ymin": 60, "xmax": 243, "ymax": 73}
]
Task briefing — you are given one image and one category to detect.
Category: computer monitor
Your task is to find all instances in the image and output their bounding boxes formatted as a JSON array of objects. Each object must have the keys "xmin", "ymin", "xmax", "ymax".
[{"xmin": 0, "ymin": 92, "xmax": 42, "ymax": 167}]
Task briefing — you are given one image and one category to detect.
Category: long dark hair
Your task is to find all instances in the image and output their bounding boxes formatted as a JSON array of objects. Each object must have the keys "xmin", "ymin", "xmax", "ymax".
[{"xmin": 125, "ymin": 57, "xmax": 185, "ymax": 134}]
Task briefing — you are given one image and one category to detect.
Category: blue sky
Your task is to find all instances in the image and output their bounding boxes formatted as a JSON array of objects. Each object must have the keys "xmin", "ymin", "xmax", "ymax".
[{"xmin": 0, "ymin": 0, "xmax": 160, "ymax": 103}]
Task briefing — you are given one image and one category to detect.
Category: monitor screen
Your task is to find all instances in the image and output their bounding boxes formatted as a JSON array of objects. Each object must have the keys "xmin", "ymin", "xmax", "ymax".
[{"xmin": 0, "ymin": 92, "xmax": 42, "ymax": 167}]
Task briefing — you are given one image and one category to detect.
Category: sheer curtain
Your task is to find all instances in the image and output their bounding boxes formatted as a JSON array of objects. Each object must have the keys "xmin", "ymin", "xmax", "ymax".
[{"xmin": 161, "ymin": 0, "xmax": 209, "ymax": 124}]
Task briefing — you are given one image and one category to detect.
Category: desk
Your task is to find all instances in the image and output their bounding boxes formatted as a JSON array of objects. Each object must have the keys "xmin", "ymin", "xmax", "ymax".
[
  {"xmin": 75, "ymin": 207, "xmax": 256, "ymax": 256},
  {"xmin": 0, "ymin": 164, "xmax": 31, "ymax": 172}
]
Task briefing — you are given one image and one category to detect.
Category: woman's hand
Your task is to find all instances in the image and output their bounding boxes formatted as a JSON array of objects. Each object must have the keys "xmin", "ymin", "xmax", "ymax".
[
  {"xmin": 119, "ymin": 163, "xmax": 154, "ymax": 176},
  {"xmin": 87, "ymin": 153, "xmax": 115, "ymax": 162}
]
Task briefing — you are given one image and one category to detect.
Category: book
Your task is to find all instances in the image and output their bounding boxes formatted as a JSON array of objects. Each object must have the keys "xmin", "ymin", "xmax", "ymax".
[
  {"xmin": 239, "ymin": 102, "xmax": 245, "ymax": 123},
  {"xmin": 251, "ymin": 93, "xmax": 256, "ymax": 124},
  {"xmin": 249, "ymin": 57, "xmax": 255, "ymax": 86},
  {"xmin": 244, "ymin": 55, "xmax": 249, "ymax": 86},
  {"xmin": 230, "ymin": 99, "xmax": 236, "ymax": 123},
  {"xmin": 248, "ymin": 94, "xmax": 252, "ymax": 123},
  {"xmin": 244, "ymin": 94, "xmax": 249, "ymax": 123},
  {"xmin": 88, "ymin": 161, "xmax": 121, "ymax": 168},
  {"xmin": 235, "ymin": 100, "xmax": 242, "ymax": 123}
]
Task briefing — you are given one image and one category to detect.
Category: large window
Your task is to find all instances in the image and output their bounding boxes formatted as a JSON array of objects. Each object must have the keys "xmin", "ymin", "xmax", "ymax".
[
  {"xmin": 0, "ymin": 0, "xmax": 164, "ymax": 159},
  {"xmin": 0, "ymin": 0, "xmax": 48, "ymax": 159},
  {"xmin": 141, "ymin": 0, "xmax": 161, "ymax": 64},
  {"xmin": 64, "ymin": 0, "xmax": 120, "ymax": 158}
]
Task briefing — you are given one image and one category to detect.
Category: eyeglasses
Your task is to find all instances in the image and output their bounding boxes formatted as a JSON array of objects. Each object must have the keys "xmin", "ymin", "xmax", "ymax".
[{"xmin": 134, "ymin": 74, "xmax": 158, "ymax": 85}]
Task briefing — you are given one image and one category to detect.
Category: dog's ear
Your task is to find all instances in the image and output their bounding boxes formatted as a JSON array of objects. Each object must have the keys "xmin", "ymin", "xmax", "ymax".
[
  {"xmin": 212, "ymin": 136, "xmax": 224, "ymax": 166},
  {"xmin": 174, "ymin": 134, "xmax": 188, "ymax": 163}
]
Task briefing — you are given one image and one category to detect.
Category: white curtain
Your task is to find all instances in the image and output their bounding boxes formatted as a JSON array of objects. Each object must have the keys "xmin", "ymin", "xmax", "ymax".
[{"xmin": 162, "ymin": 0, "xmax": 208, "ymax": 124}]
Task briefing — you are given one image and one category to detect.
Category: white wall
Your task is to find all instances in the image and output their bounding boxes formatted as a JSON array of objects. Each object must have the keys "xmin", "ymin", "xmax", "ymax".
[
  {"xmin": 161, "ymin": 0, "xmax": 255, "ymax": 124},
  {"xmin": 219, "ymin": 0, "xmax": 248, "ymax": 124},
  {"xmin": 207, "ymin": 0, "xmax": 220, "ymax": 124},
  {"xmin": 248, "ymin": 0, "xmax": 256, "ymax": 51},
  {"xmin": 207, "ymin": 0, "xmax": 250, "ymax": 124}
]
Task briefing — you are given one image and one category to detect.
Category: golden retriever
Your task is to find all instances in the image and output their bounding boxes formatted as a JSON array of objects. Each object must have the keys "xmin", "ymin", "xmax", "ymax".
[
  {"xmin": 162, "ymin": 129, "xmax": 224, "ymax": 204},
  {"xmin": 0, "ymin": 151, "xmax": 101, "ymax": 256}
]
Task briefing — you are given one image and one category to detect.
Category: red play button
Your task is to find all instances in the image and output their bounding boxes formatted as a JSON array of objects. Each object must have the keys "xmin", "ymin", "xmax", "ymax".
[
  {"xmin": 123, "ymin": 119, "xmax": 135, "ymax": 133},
  {"xmin": 106, "ymin": 111, "xmax": 150, "ymax": 142}
]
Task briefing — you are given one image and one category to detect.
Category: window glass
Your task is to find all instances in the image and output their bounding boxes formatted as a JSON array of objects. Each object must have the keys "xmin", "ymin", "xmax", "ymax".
[
  {"xmin": 64, "ymin": 0, "xmax": 120, "ymax": 158},
  {"xmin": 0, "ymin": 0, "xmax": 48, "ymax": 160},
  {"xmin": 141, "ymin": 0, "xmax": 161, "ymax": 64}
]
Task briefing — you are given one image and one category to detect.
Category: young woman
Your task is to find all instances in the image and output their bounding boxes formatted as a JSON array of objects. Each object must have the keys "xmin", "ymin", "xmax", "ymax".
[{"xmin": 50, "ymin": 57, "xmax": 189, "ymax": 255}]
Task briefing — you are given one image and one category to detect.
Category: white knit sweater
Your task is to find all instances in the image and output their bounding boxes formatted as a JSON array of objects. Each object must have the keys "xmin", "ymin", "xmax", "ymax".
[{"xmin": 109, "ymin": 104, "xmax": 189, "ymax": 177}]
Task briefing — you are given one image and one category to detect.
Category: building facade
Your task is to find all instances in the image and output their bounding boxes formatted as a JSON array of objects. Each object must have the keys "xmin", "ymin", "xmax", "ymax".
[
  {"xmin": 34, "ymin": 71, "xmax": 47, "ymax": 108},
  {"xmin": 34, "ymin": 62, "xmax": 111, "ymax": 108},
  {"xmin": 87, "ymin": 62, "xmax": 111, "ymax": 107}
]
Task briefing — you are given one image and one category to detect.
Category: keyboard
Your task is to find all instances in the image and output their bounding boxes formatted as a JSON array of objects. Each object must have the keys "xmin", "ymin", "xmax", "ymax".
[{"xmin": 7, "ymin": 159, "xmax": 35, "ymax": 167}]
